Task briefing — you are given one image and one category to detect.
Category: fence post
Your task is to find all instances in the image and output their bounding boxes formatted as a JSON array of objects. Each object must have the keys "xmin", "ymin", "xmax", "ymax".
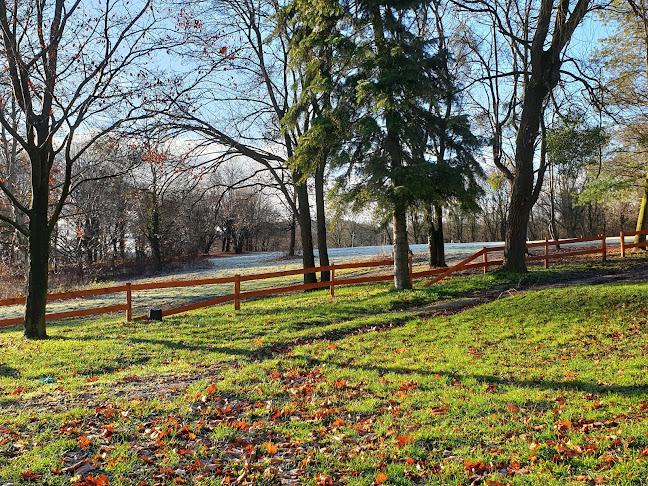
[
  {"xmin": 408, "ymin": 253, "xmax": 413, "ymax": 283},
  {"xmin": 621, "ymin": 231, "xmax": 626, "ymax": 258},
  {"xmin": 234, "ymin": 274, "xmax": 241, "ymax": 311},
  {"xmin": 601, "ymin": 234, "xmax": 607, "ymax": 261},
  {"xmin": 482, "ymin": 247, "xmax": 488, "ymax": 274},
  {"xmin": 329, "ymin": 263, "xmax": 335, "ymax": 298},
  {"xmin": 126, "ymin": 282, "xmax": 132, "ymax": 322},
  {"xmin": 544, "ymin": 238, "xmax": 549, "ymax": 269}
]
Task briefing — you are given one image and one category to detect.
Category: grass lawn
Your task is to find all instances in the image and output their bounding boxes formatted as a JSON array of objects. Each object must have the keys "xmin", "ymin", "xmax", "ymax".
[{"xmin": 1, "ymin": 263, "xmax": 647, "ymax": 485}]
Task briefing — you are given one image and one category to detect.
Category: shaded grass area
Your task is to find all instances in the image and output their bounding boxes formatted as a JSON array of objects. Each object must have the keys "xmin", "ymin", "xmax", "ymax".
[{"xmin": 0, "ymin": 264, "xmax": 647, "ymax": 485}]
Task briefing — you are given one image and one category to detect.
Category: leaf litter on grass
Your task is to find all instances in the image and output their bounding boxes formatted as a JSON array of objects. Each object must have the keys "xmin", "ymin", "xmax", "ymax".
[{"xmin": 1, "ymin": 268, "xmax": 648, "ymax": 485}]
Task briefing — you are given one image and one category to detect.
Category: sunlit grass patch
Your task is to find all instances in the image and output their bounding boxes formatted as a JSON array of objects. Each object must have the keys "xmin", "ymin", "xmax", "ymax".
[{"xmin": 1, "ymin": 262, "xmax": 648, "ymax": 484}]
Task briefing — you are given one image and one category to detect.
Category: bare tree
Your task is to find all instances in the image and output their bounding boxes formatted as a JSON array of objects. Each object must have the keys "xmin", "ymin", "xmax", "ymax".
[
  {"xmin": 0, "ymin": 0, "xmax": 162, "ymax": 338},
  {"xmin": 461, "ymin": 0, "xmax": 592, "ymax": 270},
  {"xmin": 162, "ymin": 0, "xmax": 319, "ymax": 284}
]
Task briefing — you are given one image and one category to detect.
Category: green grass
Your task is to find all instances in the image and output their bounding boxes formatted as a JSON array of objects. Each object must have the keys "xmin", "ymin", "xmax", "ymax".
[{"xmin": 1, "ymin": 263, "xmax": 648, "ymax": 485}]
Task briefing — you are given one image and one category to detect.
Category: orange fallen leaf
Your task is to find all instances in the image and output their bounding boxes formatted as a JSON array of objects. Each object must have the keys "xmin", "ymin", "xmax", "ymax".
[
  {"xmin": 19, "ymin": 471, "xmax": 42, "ymax": 482},
  {"xmin": 316, "ymin": 473, "xmax": 333, "ymax": 485},
  {"xmin": 76, "ymin": 474, "xmax": 109, "ymax": 486},
  {"xmin": 430, "ymin": 405, "xmax": 449, "ymax": 416},
  {"xmin": 396, "ymin": 434, "xmax": 414, "ymax": 447},
  {"xmin": 375, "ymin": 472, "xmax": 388, "ymax": 484},
  {"xmin": 77, "ymin": 436, "xmax": 92, "ymax": 448},
  {"xmin": 398, "ymin": 381, "xmax": 418, "ymax": 391},
  {"xmin": 486, "ymin": 480, "xmax": 507, "ymax": 486},
  {"xmin": 506, "ymin": 402, "xmax": 520, "ymax": 413},
  {"xmin": 331, "ymin": 418, "xmax": 346, "ymax": 427},
  {"xmin": 265, "ymin": 442, "xmax": 278, "ymax": 454}
]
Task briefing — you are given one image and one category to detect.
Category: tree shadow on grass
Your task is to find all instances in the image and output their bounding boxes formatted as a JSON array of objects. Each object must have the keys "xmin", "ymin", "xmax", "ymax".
[
  {"xmin": 0, "ymin": 363, "xmax": 18, "ymax": 377},
  {"xmin": 50, "ymin": 309, "xmax": 413, "ymax": 363},
  {"xmin": 295, "ymin": 354, "xmax": 648, "ymax": 398}
]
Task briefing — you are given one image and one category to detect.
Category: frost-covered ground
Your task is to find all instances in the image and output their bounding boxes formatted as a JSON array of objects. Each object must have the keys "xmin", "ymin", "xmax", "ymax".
[
  {"xmin": 0, "ymin": 238, "xmax": 620, "ymax": 322},
  {"xmin": 206, "ymin": 241, "xmax": 508, "ymax": 273}
]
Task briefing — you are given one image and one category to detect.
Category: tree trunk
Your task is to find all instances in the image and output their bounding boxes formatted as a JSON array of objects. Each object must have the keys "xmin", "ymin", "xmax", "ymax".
[
  {"xmin": 23, "ymin": 191, "xmax": 50, "ymax": 340},
  {"xmin": 503, "ymin": 81, "xmax": 547, "ymax": 272},
  {"xmin": 288, "ymin": 213, "xmax": 296, "ymax": 256},
  {"xmin": 296, "ymin": 182, "xmax": 317, "ymax": 284},
  {"xmin": 427, "ymin": 204, "xmax": 446, "ymax": 267},
  {"xmin": 635, "ymin": 167, "xmax": 648, "ymax": 248},
  {"xmin": 314, "ymin": 164, "xmax": 330, "ymax": 281},
  {"xmin": 548, "ymin": 162, "xmax": 560, "ymax": 246},
  {"xmin": 288, "ymin": 191, "xmax": 297, "ymax": 256},
  {"xmin": 504, "ymin": 191, "xmax": 532, "ymax": 272},
  {"xmin": 393, "ymin": 204, "xmax": 411, "ymax": 290},
  {"xmin": 638, "ymin": 4, "xmax": 648, "ymax": 250}
]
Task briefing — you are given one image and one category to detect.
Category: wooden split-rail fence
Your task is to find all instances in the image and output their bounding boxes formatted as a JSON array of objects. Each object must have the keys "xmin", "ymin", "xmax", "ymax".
[{"xmin": 1, "ymin": 229, "xmax": 647, "ymax": 328}]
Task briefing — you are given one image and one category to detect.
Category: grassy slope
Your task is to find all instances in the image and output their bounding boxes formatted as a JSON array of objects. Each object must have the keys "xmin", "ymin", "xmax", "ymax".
[{"xmin": 0, "ymin": 264, "xmax": 647, "ymax": 485}]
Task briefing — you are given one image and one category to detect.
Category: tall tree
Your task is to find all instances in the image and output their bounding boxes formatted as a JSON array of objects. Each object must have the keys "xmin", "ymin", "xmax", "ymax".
[
  {"xmin": 0, "ymin": 0, "xmax": 159, "ymax": 338},
  {"xmin": 544, "ymin": 114, "xmax": 608, "ymax": 239},
  {"xmin": 333, "ymin": 0, "xmax": 450, "ymax": 289},
  {"xmin": 596, "ymin": 0, "xmax": 648, "ymax": 244},
  {"xmin": 281, "ymin": 0, "xmax": 351, "ymax": 282},
  {"xmin": 163, "ymin": 0, "xmax": 319, "ymax": 284},
  {"xmin": 463, "ymin": 0, "xmax": 591, "ymax": 271},
  {"xmin": 419, "ymin": 2, "xmax": 483, "ymax": 267}
]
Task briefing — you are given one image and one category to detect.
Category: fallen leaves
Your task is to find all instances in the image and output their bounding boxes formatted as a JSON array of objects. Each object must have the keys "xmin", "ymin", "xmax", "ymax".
[
  {"xmin": 396, "ymin": 434, "xmax": 414, "ymax": 447},
  {"xmin": 74, "ymin": 474, "xmax": 109, "ymax": 486},
  {"xmin": 430, "ymin": 405, "xmax": 449, "ymax": 416},
  {"xmin": 316, "ymin": 473, "xmax": 333, "ymax": 485},
  {"xmin": 19, "ymin": 471, "xmax": 42, "ymax": 481},
  {"xmin": 3, "ymin": 282, "xmax": 648, "ymax": 486},
  {"xmin": 506, "ymin": 402, "xmax": 519, "ymax": 413},
  {"xmin": 398, "ymin": 381, "xmax": 418, "ymax": 391},
  {"xmin": 265, "ymin": 442, "xmax": 278, "ymax": 455}
]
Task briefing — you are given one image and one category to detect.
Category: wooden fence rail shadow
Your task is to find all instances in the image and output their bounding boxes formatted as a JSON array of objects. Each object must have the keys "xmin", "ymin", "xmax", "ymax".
[{"xmin": 1, "ymin": 230, "xmax": 645, "ymax": 328}]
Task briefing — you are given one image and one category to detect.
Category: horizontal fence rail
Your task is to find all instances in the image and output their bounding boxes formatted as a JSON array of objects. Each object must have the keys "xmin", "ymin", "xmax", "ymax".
[
  {"xmin": 422, "ymin": 233, "xmax": 611, "ymax": 286},
  {"xmin": 1, "ymin": 230, "xmax": 646, "ymax": 328}
]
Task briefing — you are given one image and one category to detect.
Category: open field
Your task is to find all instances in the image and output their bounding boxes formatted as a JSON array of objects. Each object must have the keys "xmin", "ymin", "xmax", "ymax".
[
  {"xmin": 0, "ymin": 237, "xmax": 621, "ymax": 324},
  {"xmin": 1, "ymin": 258, "xmax": 648, "ymax": 485}
]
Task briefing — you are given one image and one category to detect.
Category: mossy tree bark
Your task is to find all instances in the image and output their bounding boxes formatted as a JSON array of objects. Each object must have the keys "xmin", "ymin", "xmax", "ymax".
[{"xmin": 634, "ymin": 168, "xmax": 648, "ymax": 248}]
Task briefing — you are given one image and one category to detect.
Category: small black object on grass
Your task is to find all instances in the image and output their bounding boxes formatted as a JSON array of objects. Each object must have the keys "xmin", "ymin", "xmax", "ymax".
[{"xmin": 148, "ymin": 308, "xmax": 163, "ymax": 321}]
